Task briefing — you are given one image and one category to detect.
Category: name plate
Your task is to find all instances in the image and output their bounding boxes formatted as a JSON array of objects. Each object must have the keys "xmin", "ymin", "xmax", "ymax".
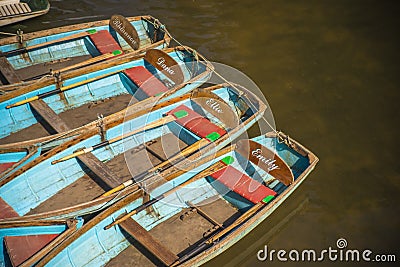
[
  {"xmin": 236, "ymin": 139, "xmax": 293, "ymax": 186},
  {"xmin": 191, "ymin": 89, "xmax": 239, "ymax": 129},
  {"xmin": 144, "ymin": 49, "xmax": 184, "ymax": 85},
  {"xmin": 110, "ymin": 15, "xmax": 140, "ymax": 50}
]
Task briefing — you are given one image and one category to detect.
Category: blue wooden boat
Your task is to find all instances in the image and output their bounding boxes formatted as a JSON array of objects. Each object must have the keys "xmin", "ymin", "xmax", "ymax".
[
  {"xmin": 0, "ymin": 0, "xmax": 50, "ymax": 27},
  {"xmin": 0, "ymin": 45, "xmax": 212, "ymax": 140},
  {"xmin": 0, "ymin": 132, "xmax": 318, "ymax": 266},
  {"xmin": 0, "ymin": 83, "xmax": 265, "ymax": 218},
  {"xmin": 0, "ymin": 15, "xmax": 170, "ymax": 88},
  {"xmin": 0, "ymin": 45, "xmax": 212, "ymax": 178}
]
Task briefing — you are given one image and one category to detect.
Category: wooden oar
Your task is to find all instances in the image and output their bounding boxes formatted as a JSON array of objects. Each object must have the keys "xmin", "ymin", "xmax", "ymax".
[
  {"xmin": 104, "ymin": 156, "xmax": 235, "ymax": 230},
  {"xmin": 55, "ymin": 50, "xmax": 122, "ymax": 73},
  {"xmin": 6, "ymin": 68, "xmax": 123, "ymax": 109},
  {"xmin": 0, "ymin": 30, "xmax": 98, "ymax": 57},
  {"xmin": 51, "ymin": 110, "xmax": 189, "ymax": 165},
  {"xmin": 146, "ymin": 133, "xmax": 220, "ymax": 173}
]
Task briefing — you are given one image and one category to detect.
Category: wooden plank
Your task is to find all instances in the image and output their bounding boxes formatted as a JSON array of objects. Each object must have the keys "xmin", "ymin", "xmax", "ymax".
[
  {"xmin": 29, "ymin": 99, "xmax": 121, "ymax": 188},
  {"xmin": 0, "ymin": 56, "xmax": 21, "ymax": 84},
  {"xmin": 120, "ymin": 218, "xmax": 178, "ymax": 266},
  {"xmin": 14, "ymin": 3, "xmax": 23, "ymax": 14},
  {"xmin": 20, "ymin": 3, "xmax": 31, "ymax": 13},
  {"xmin": 76, "ymin": 153, "xmax": 121, "ymax": 189},
  {"xmin": 29, "ymin": 99, "xmax": 70, "ymax": 133}
]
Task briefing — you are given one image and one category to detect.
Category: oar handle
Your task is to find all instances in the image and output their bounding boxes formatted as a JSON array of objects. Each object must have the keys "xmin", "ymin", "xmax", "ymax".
[
  {"xmin": 102, "ymin": 180, "xmax": 133, "ymax": 197},
  {"xmin": 6, "ymin": 96, "xmax": 39, "ymax": 109},
  {"xmin": 51, "ymin": 148, "xmax": 91, "ymax": 164}
]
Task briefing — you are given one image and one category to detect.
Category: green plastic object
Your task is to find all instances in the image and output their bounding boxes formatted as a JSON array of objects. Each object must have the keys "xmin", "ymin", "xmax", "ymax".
[
  {"xmin": 112, "ymin": 50, "xmax": 123, "ymax": 56},
  {"xmin": 173, "ymin": 110, "xmax": 189, "ymax": 119},
  {"xmin": 221, "ymin": 156, "xmax": 234, "ymax": 165},
  {"xmin": 205, "ymin": 132, "xmax": 221, "ymax": 142},
  {"xmin": 262, "ymin": 195, "xmax": 275, "ymax": 204},
  {"xmin": 87, "ymin": 29, "xmax": 97, "ymax": 34}
]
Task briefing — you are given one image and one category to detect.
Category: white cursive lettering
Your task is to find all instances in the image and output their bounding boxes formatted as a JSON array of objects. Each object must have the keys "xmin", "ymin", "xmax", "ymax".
[
  {"xmin": 156, "ymin": 57, "xmax": 175, "ymax": 75},
  {"xmin": 205, "ymin": 98, "xmax": 223, "ymax": 113},
  {"xmin": 112, "ymin": 18, "xmax": 137, "ymax": 45},
  {"xmin": 251, "ymin": 149, "xmax": 279, "ymax": 171}
]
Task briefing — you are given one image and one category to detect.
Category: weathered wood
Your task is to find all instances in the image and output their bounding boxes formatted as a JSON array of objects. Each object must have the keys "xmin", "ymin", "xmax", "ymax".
[
  {"xmin": 77, "ymin": 153, "xmax": 120, "ymax": 189},
  {"xmin": 29, "ymin": 99, "xmax": 121, "ymax": 189},
  {"xmin": 120, "ymin": 218, "xmax": 178, "ymax": 266},
  {"xmin": 15, "ymin": 55, "xmax": 92, "ymax": 81},
  {"xmin": 29, "ymin": 99, "xmax": 70, "ymax": 133},
  {"xmin": 0, "ymin": 56, "xmax": 21, "ymax": 84}
]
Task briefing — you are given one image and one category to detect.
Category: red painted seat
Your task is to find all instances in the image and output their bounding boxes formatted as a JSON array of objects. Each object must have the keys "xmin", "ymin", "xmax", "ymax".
[
  {"xmin": 0, "ymin": 162, "xmax": 15, "ymax": 173},
  {"xmin": 124, "ymin": 66, "xmax": 169, "ymax": 97},
  {"xmin": 0, "ymin": 198, "xmax": 60, "ymax": 266},
  {"xmin": 89, "ymin": 30, "xmax": 123, "ymax": 55},
  {"xmin": 166, "ymin": 104, "xmax": 227, "ymax": 140},
  {"xmin": 4, "ymin": 234, "xmax": 59, "ymax": 266},
  {"xmin": 210, "ymin": 166, "xmax": 277, "ymax": 203},
  {"xmin": 0, "ymin": 197, "xmax": 18, "ymax": 219}
]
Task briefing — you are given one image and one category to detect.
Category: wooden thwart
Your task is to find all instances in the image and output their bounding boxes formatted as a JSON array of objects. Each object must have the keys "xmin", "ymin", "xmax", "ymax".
[
  {"xmin": 120, "ymin": 219, "xmax": 178, "ymax": 266},
  {"xmin": 29, "ymin": 100, "xmax": 70, "ymax": 133},
  {"xmin": 0, "ymin": 56, "xmax": 21, "ymax": 84},
  {"xmin": 29, "ymin": 99, "xmax": 120, "ymax": 188}
]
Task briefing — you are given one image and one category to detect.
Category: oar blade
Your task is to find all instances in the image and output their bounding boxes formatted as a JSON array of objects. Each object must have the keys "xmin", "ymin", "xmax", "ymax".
[
  {"xmin": 236, "ymin": 139, "xmax": 294, "ymax": 186},
  {"xmin": 110, "ymin": 15, "xmax": 140, "ymax": 50},
  {"xmin": 144, "ymin": 49, "xmax": 184, "ymax": 85}
]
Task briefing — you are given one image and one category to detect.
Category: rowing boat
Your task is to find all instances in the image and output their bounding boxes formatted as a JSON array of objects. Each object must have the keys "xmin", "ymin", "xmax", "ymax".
[
  {"xmin": 0, "ymin": 132, "xmax": 318, "ymax": 266},
  {"xmin": 0, "ymin": 15, "xmax": 170, "ymax": 88},
  {"xmin": 0, "ymin": 45, "xmax": 212, "ymax": 177},
  {"xmin": 0, "ymin": 46, "xmax": 211, "ymax": 141},
  {"xmin": 0, "ymin": 83, "xmax": 265, "ymax": 218},
  {"xmin": 0, "ymin": 0, "xmax": 50, "ymax": 27}
]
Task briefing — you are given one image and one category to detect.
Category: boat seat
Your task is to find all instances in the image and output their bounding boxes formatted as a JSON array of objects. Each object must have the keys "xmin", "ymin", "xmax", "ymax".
[
  {"xmin": 0, "ymin": 197, "xmax": 60, "ymax": 266},
  {"xmin": 0, "ymin": 197, "xmax": 18, "ymax": 219},
  {"xmin": 4, "ymin": 234, "xmax": 58, "ymax": 266},
  {"xmin": 88, "ymin": 30, "xmax": 123, "ymax": 55},
  {"xmin": 0, "ymin": 3, "xmax": 31, "ymax": 17},
  {"xmin": 210, "ymin": 166, "xmax": 277, "ymax": 204},
  {"xmin": 167, "ymin": 104, "xmax": 227, "ymax": 140},
  {"xmin": 0, "ymin": 162, "xmax": 15, "ymax": 173},
  {"xmin": 123, "ymin": 66, "xmax": 169, "ymax": 98}
]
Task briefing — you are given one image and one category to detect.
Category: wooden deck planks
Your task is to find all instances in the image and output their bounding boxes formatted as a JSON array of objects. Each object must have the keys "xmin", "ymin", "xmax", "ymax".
[
  {"xmin": 29, "ymin": 99, "xmax": 70, "ymax": 133},
  {"xmin": 0, "ymin": 3, "xmax": 31, "ymax": 17},
  {"xmin": 0, "ymin": 56, "xmax": 21, "ymax": 84},
  {"xmin": 120, "ymin": 219, "xmax": 178, "ymax": 266}
]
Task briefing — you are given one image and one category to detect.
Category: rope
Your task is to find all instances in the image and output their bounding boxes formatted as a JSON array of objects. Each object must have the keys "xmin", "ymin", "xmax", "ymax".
[{"xmin": 0, "ymin": 32, "xmax": 18, "ymax": 36}]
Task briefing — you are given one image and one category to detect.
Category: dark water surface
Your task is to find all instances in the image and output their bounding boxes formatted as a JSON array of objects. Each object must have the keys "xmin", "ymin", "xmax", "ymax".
[{"xmin": 2, "ymin": 1, "xmax": 399, "ymax": 266}]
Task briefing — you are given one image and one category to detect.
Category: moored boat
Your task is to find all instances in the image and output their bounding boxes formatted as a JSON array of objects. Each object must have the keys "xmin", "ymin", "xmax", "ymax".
[
  {"xmin": 0, "ymin": 15, "xmax": 170, "ymax": 88},
  {"xmin": 0, "ymin": 46, "xmax": 212, "ymax": 141},
  {"xmin": 0, "ymin": 132, "xmax": 318, "ymax": 266},
  {"xmin": 0, "ymin": 0, "xmax": 50, "ymax": 27},
  {"xmin": 0, "ymin": 83, "xmax": 266, "ymax": 218}
]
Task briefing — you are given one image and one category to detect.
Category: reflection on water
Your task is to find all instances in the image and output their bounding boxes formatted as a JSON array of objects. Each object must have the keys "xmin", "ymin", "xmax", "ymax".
[{"xmin": 2, "ymin": 0, "xmax": 399, "ymax": 266}]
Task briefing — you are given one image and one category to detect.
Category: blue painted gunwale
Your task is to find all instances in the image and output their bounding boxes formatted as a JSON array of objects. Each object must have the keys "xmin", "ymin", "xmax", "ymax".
[
  {"xmin": 0, "ymin": 86, "xmax": 258, "ymax": 217},
  {"xmin": 0, "ymin": 16, "xmax": 168, "ymax": 70},
  {"xmin": 0, "ymin": 47, "xmax": 209, "ymax": 139},
  {"xmin": 34, "ymin": 134, "xmax": 315, "ymax": 267}
]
